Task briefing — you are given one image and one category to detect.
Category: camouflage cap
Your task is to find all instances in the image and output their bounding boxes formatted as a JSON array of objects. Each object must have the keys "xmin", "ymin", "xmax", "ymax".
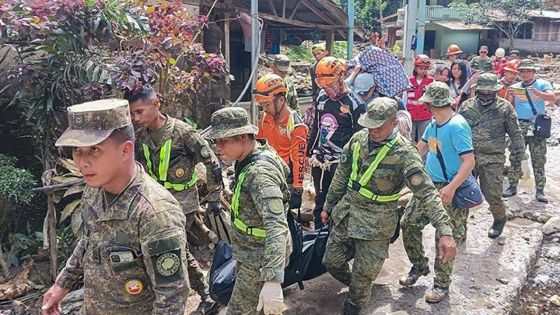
[
  {"xmin": 476, "ymin": 73, "xmax": 502, "ymax": 91},
  {"xmin": 419, "ymin": 82, "xmax": 454, "ymax": 107},
  {"xmin": 358, "ymin": 97, "xmax": 398, "ymax": 129},
  {"xmin": 517, "ymin": 59, "xmax": 537, "ymax": 70},
  {"xmin": 55, "ymin": 99, "xmax": 131, "ymax": 147},
  {"xmin": 205, "ymin": 107, "xmax": 258, "ymax": 139},
  {"xmin": 273, "ymin": 54, "xmax": 291, "ymax": 72}
]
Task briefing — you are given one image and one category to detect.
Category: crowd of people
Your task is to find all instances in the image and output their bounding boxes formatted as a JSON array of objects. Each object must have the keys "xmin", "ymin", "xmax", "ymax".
[{"xmin": 40, "ymin": 40, "xmax": 556, "ymax": 315}]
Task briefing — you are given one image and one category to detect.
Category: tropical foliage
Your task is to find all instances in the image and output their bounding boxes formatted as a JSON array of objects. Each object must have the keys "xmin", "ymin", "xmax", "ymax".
[{"xmin": 0, "ymin": 0, "xmax": 225, "ymax": 170}]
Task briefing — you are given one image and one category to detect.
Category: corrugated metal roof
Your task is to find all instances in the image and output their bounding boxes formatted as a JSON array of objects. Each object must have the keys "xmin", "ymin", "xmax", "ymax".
[
  {"xmin": 432, "ymin": 21, "xmax": 493, "ymax": 31},
  {"xmin": 528, "ymin": 10, "xmax": 560, "ymax": 19}
]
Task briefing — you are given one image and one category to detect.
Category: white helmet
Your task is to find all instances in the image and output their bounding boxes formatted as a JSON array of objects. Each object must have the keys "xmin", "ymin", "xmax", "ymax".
[{"xmin": 495, "ymin": 48, "xmax": 505, "ymax": 58}]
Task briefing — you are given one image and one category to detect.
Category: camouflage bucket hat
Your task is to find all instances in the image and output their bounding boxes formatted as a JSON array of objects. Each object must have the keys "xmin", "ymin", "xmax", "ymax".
[
  {"xmin": 55, "ymin": 99, "xmax": 131, "ymax": 147},
  {"xmin": 358, "ymin": 97, "xmax": 398, "ymax": 129},
  {"xmin": 517, "ymin": 59, "xmax": 537, "ymax": 70},
  {"xmin": 205, "ymin": 107, "xmax": 258, "ymax": 139},
  {"xmin": 476, "ymin": 73, "xmax": 502, "ymax": 91},
  {"xmin": 419, "ymin": 82, "xmax": 454, "ymax": 108},
  {"xmin": 273, "ymin": 54, "xmax": 291, "ymax": 72}
]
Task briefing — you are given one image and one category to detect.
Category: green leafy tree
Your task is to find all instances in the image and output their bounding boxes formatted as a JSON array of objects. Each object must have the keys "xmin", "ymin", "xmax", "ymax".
[
  {"xmin": 335, "ymin": 0, "xmax": 401, "ymax": 33},
  {"xmin": 450, "ymin": 0, "xmax": 544, "ymax": 49}
]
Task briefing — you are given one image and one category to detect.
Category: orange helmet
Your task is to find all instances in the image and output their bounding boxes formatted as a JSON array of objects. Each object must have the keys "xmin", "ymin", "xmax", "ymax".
[
  {"xmin": 315, "ymin": 56, "xmax": 345, "ymax": 86},
  {"xmin": 414, "ymin": 54, "xmax": 431, "ymax": 67},
  {"xmin": 253, "ymin": 73, "xmax": 287, "ymax": 104},
  {"xmin": 504, "ymin": 59, "xmax": 521, "ymax": 73},
  {"xmin": 446, "ymin": 44, "xmax": 463, "ymax": 56}
]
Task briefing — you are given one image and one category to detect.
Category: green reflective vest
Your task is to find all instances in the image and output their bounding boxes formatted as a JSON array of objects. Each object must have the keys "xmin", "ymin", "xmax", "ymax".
[
  {"xmin": 231, "ymin": 162, "xmax": 266, "ymax": 238},
  {"xmin": 348, "ymin": 137, "xmax": 400, "ymax": 202},
  {"xmin": 142, "ymin": 119, "xmax": 198, "ymax": 191}
]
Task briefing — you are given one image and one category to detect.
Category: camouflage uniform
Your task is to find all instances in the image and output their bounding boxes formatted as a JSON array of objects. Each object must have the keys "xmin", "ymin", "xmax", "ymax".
[
  {"xmin": 322, "ymin": 98, "xmax": 453, "ymax": 312},
  {"xmin": 206, "ymin": 108, "xmax": 292, "ymax": 315},
  {"xmin": 273, "ymin": 55, "xmax": 300, "ymax": 114},
  {"xmin": 470, "ymin": 56, "xmax": 493, "ymax": 73},
  {"xmin": 508, "ymin": 120, "xmax": 547, "ymax": 190},
  {"xmin": 459, "ymin": 73, "xmax": 525, "ymax": 221},
  {"xmin": 401, "ymin": 82, "xmax": 472, "ymax": 293},
  {"xmin": 55, "ymin": 100, "xmax": 189, "ymax": 315},
  {"xmin": 284, "ymin": 75, "xmax": 300, "ymax": 114},
  {"xmin": 136, "ymin": 115, "xmax": 222, "ymax": 302}
]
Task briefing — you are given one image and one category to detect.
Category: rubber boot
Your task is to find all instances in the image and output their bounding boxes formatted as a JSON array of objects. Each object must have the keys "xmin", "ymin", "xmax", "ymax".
[
  {"xmin": 488, "ymin": 215, "xmax": 507, "ymax": 239},
  {"xmin": 502, "ymin": 185, "xmax": 517, "ymax": 198},
  {"xmin": 536, "ymin": 190, "xmax": 548, "ymax": 203}
]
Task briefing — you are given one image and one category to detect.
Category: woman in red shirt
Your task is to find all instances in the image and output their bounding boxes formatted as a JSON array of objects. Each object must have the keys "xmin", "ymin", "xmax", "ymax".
[{"xmin": 407, "ymin": 54, "xmax": 434, "ymax": 143}]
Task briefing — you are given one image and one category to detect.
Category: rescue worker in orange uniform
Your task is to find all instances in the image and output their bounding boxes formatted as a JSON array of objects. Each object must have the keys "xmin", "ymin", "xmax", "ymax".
[{"xmin": 255, "ymin": 73, "xmax": 309, "ymax": 209}]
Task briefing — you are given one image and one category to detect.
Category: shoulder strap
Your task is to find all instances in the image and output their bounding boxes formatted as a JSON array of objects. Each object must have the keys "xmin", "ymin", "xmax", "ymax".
[
  {"xmin": 522, "ymin": 82, "xmax": 538, "ymax": 116},
  {"xmin": 434, "ymin": 122, "xmax": 450, "ymax": 182}
]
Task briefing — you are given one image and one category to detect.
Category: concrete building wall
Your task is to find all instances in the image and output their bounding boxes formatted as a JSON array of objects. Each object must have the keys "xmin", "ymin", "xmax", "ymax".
[
  {"xmin": 499, "ymin": 39, "xmax": 560, "ymax": 54},
  {"xmin": 425, "ymin": 23, "xmax": 480, "ymax": 58}
]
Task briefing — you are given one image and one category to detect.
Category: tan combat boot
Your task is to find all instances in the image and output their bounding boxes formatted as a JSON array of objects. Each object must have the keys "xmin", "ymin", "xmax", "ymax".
[{"xmin": 425, "ymin": 285, "xmax": 449, "ymax": 303}]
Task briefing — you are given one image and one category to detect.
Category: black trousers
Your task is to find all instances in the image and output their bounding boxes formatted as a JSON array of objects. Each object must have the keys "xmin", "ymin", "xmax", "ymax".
[{"xmin": 311, "ymin": 163, "xmax": 338, "ymax": 229}]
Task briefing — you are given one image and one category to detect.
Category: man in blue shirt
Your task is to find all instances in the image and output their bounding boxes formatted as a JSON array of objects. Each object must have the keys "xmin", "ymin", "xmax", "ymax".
[
  {"xmin": 400, "ymin": 82, "xmax": 475, "ymax": 304},
  {"xmin": 503, "ymin": 59, "xmax": 557, "ymax": 203}
]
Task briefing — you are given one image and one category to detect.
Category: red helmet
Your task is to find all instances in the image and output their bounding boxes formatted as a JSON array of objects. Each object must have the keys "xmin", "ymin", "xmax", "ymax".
[{"xmin": 414, "ymin": 54, "xmax": 431, "ymax": 67}]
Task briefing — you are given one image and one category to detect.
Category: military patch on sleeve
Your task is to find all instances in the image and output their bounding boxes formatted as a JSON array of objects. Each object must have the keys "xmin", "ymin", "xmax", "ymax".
[
  {"xmin": 151, "ymin": 250, "xmax": 183, "ymax": 285},
  {"xmin": 156, "ymin": 252, "xmax": 180, "ymax": 276},
  {"xmin": 340, "ymin": 153, "xmax": 348, "ymax": 164},
  {"xmin": 145, "ymin": 235, "xmax": 185, "ymax": 285},
  {"xmin": 411, "ymin": 174, "xmax": 423, "ymax": 187}
]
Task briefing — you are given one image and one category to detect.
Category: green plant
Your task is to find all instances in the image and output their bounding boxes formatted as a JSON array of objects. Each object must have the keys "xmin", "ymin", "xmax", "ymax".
[
  {"xmin": 285, "ymin": 43, "xmax": 314, "ymax": 62},
  {"xmin": 4, "ymin": 223, "xmax": 43, "ymax": 268},
  {"xmin": 56, "ymin": 225, "xmax": 77, "ymax": 268},
  {"xmin": 0, "ymin": 154, "xmax": 35, "ymax": 204},
  {"xmin": 0, "ymin": 0, "xmax": 225, "ymax": 172}
]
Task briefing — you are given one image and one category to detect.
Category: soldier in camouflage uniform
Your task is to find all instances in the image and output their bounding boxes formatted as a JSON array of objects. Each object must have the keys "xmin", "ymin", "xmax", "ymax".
[
  {"xmin": 42, "ymin": 99, "xmax": 189, "ymax": 315},
  {"xmin": 399, "ymin": 82, "xmax": 476, "ymax": 303},
  {"xmin": 126, "ymin": 85, "xmax": 222, "ymax": 315},
  {"xmin": 206, "ymin": 107, "xmax": 292, "ymax": 315},
  {"xmin": 503, "ymin": 59, "xmax": 557, "ymax": 203},
  {"xmin": 320, "ymin": 97, "xmax": 457, "ymax": 314},
  {"xmin": 271, "ymin": 54, "xmax": 300, "ymax": 114},
  {"xmin": 470, "ymin": 46, "xmax": 493, "ymax": 73},
  {"xmin": 459, "ymin": 73, "xmax": 525, "ymax": 238}
]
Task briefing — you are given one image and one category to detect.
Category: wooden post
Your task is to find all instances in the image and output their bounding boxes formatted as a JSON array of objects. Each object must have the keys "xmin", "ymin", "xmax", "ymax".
[
  {"xmin": 47, "ymin": 194, "xmax": 58, "ymax": 282},
  {"xmin": 326, "ymin": 30, "xmax": 335, "ymax": 54}
]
